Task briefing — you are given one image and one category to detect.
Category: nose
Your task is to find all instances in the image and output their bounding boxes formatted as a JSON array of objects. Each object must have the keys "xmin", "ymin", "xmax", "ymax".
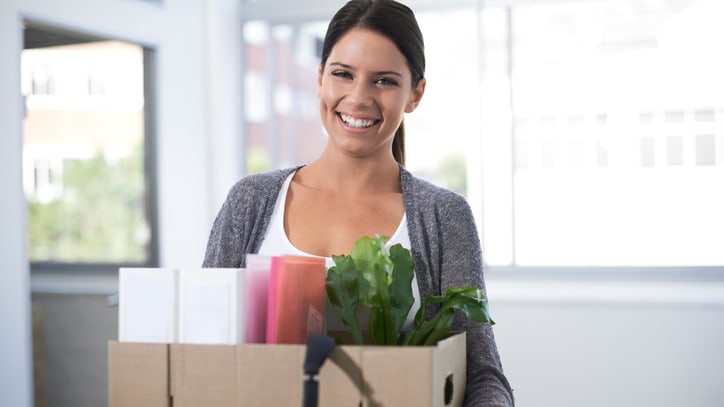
[{"xmin": 347, "ymin": 80, "xmax": 373, "ymax": 107}]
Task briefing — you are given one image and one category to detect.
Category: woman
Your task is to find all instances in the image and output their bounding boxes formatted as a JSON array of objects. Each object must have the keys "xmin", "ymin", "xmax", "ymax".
[{"xmin": 203, "ymin": 0, "xmax": 514, "ymax": 405}]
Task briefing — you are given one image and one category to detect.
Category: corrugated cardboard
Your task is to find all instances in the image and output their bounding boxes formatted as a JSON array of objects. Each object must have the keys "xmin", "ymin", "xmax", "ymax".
[
  {"xmin": 108, "ymin": 342, "xmax": 169, "ymax": 407},
  {"xmin": 109, "ymin": 332, "xmax": 466, "ymax": 407}
]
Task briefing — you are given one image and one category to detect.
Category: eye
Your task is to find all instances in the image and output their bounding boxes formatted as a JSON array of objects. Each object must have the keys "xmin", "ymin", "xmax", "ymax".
[
  {"xmin": 331, "ymin": 70, "xmax": 352, "ymax": 79},
  {"xmin": 374, "ymin": 77, "xmax": 399, "ymax": 87}
]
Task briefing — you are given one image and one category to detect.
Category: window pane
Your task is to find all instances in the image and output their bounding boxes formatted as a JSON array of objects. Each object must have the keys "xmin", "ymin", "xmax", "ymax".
[
  {"xmin": 405, "ymin": 9, "xmax": 480, "ymax": 196},
  {"xmin": 696, "ymin": 134, "xmax": 716, "ymax": 165},
  {"xmin": 478, "ymin": 7, "xmax": 516, "ymax": 265},
  {"xmin": 243, "ymin": 20, "xmax": 327, "ymax": 173},
  {"xmin": 510, "ymin": 0, "xmax": 724, "ymax": 266},
  {"xmin": 22, "ymin": 40, "xmax": 151, "ymax": 264}
]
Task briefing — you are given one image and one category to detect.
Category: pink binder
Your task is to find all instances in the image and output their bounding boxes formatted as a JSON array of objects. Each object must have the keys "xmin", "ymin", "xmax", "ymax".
[
  {"xmin": 266, "ymin": 255, "xmax": 326, "ymax": 344},
  {"xmin": 244, "ymin": 255, "xmax": 272, "ymax": 343}
]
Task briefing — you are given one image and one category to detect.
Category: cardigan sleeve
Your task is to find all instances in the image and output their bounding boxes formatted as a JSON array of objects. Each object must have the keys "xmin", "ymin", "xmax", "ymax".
[
  {"xmin": 202, "ymin": 180, "xmax": 248, "ymax": 268},
  {"xmin": 401, "ymin": 165, "xmax": 514, "ymax": 406},
  {"xmin": 202, "ymin": 167, "xmax": 295, "ymax": 268},
  {"xmin": 438, "ymin": 195, "xmax": 515, "ymax": 407}
]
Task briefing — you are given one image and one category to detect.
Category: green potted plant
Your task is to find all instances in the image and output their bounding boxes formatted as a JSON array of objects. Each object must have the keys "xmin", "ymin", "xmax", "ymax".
[{"xmin": 325, "ymin": 235, "xmax": 494, "ymax": 346}]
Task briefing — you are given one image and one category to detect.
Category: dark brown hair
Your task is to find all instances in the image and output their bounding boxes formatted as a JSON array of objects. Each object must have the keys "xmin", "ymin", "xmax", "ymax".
[{"xmin": 320, "ymin": 0, "xmax": 425, "ymax": 165}]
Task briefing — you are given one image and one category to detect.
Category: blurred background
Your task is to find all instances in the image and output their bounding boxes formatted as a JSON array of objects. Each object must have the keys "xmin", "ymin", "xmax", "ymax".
[{"xmin": 1, "ymin": 0, "xmax": 723, "ymax": 406}]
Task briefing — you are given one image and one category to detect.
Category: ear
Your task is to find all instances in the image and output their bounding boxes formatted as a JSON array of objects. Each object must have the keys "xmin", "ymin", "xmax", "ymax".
[{"xmin": 405, "ymin": 78, "xmax": 426, "ymax": 113}]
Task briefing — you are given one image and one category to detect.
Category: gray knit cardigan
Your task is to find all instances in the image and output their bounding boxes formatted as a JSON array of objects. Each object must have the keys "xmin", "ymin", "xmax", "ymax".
[{"xmin": 203, "ymin": 165, "xmax": 514, "ymax": 406}]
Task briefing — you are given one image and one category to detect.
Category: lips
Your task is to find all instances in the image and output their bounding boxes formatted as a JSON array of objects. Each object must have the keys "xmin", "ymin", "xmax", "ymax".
[{"xmin": 338, "ymin": 112, "xmax": 380, "ymax": 129}]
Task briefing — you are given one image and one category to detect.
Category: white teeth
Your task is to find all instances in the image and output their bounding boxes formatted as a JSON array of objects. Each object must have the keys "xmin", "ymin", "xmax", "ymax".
[{"xmin": 340, "ymin": 113, "xmax": 376, "ymax": 129}]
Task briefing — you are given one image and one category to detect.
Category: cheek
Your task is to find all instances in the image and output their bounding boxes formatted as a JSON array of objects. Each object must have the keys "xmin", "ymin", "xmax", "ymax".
[
  {"xmin": 384, "ymin": 94, "xmax": 410, "ymax": 116},
  {"xmin": 319, "ymin": 88, "xmax": 336, "ymax": 111}
]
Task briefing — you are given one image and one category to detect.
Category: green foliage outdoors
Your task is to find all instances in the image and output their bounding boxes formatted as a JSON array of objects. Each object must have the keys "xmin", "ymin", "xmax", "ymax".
[
  {"xmin": 326, "ymin": 235, "xmax": 494, "ymax": 346},
  {"xmin": 27, "ymin": 144, "xmax": 148, "ymax": 263},
  {"xmin": 440, "ymin": 152, "xmax": 467, "ymax": 196},
  {"xmin": 247, "ymin": 147, "xmax": 271, "ymax": 174}
]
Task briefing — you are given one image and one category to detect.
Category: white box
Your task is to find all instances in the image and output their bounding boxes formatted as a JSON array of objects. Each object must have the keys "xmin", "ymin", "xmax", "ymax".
[
  {"xmin": 178, "ymin": 268, "xmax": 245, "ymax": 344},
  {"xmin": 119, "ymin": 267, "xmax": 178, "ymax": 343}
]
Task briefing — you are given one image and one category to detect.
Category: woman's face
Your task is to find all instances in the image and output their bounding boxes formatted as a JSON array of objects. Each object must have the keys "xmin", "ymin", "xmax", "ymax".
[{"xmin": 318, "ymin": 27, "xmax": 425, "ymax": 161}]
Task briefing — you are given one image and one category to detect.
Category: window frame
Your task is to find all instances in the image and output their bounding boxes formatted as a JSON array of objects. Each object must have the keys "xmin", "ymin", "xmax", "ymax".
[{"xmin": 24, "ymin": 21, "xmax": 160, "ymax": 275}]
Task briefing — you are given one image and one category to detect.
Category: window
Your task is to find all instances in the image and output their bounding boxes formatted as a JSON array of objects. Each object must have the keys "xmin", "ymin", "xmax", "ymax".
[
  {"xmin": 241, "ymin": 0, "xmax": 724, "ymax": 269},
  {"xmin": 22, "ymin": 23, "xmax": 158, "ymax": 268},
  {"xmin": 242, "ymin": 20, "xmax": 328, "ymax": 173},
  {"xmin": 498, "ymin": 0, "xmax": 724, "ymax": 267}
]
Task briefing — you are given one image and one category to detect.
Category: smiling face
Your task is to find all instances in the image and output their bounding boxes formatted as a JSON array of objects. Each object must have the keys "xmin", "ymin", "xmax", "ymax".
[{"xmin": 318, "ymin": 27, "xmax": 425, "ymax": 162}]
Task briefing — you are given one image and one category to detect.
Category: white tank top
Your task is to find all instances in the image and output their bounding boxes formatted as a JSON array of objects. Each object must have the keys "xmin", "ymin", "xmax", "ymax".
[{"xmin": 258, "ymin": 171, "xmax": 421, "ymax": 331}]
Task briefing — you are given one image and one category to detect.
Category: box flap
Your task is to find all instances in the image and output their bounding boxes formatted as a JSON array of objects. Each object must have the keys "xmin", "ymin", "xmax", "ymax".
[{"xmin": 108, "ymin": 341, "xmax": 169, "ymax": 407}]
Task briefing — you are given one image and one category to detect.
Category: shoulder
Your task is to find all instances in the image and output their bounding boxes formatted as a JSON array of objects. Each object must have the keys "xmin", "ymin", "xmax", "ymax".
[
  {"xmin": 231, "ymin": 167, "xmax": 297, "ymax": 191},
  {"xmin": 225, "ymin": 167, "xmax": 299, "ymax": 201}
]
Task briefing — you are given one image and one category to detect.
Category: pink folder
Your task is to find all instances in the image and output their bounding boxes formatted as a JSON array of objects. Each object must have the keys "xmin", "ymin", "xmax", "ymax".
[
  {"xmin": 244, "ymin": 255, "xmax": 272, "ymax": 343},
  {"xmin": 266, "ymin": 255, "xmax": 326, "ymax": 344}
]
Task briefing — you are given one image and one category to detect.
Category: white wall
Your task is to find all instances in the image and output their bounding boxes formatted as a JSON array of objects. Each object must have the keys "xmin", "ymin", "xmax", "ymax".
[
  {"xmin": 0, "ymin": 0, "xmax": 243, "ymax": 405},
  {"xmin": 487, "ymin": 275, "xmax": 724, "ymax": 407},
  {"xmin": 0, "ymin": 10, "xmax": 32, "ymax": 405}
]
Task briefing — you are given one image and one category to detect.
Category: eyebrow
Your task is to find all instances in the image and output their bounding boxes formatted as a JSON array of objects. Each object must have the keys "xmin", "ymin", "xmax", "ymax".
[{"xmin": 328, "ymin": 62, "xmax": 403, "ymax": 77}]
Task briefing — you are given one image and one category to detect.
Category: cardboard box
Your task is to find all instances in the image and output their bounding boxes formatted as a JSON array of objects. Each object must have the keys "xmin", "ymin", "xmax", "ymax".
[
  {"xmin": 109, "ymin": 331, "xmax": 466, "ymax": 407},
  {"xmin": 108, "ymin": 342, "xmax": 169, "ymax": 407}
]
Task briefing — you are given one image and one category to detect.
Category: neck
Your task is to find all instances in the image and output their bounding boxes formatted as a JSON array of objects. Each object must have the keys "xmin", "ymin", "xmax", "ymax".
[{"xmin": 298, "ymin": 151, "xmax": 401, "ymax": 194}]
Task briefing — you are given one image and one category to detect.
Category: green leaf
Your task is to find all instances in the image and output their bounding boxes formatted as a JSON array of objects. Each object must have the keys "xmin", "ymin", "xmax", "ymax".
[
  {"xmin": 441, "ymin": 291, "xmax": 494, "ymax": 325},
  {"xmin": 424, "ymin": 309, "xmax": 456, "ymax": 346},
  {"xmin": 325, "ymin": 255, "xmax": 364, "ymax": 344},
  {"xmin": 350, "ymin": 236, "xmax": 389, "ymax": 302},
  {"xmin": 368, "ymin": 302, "xmax": 395, "ymax": 345},
  {"xmin": 406, "ymin": 309, "xmax": 443, "ymax": 346},
  {"xmin": 387, "ymin": 244, "xmax": 415, "ymax": 340},
  {"xmin": 367, "ymin": 259, "xmax": 393, "ymax": 344},
  {"xmin": 407, "ymin": 286, "xmax": 494, "ymax": 346}
]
